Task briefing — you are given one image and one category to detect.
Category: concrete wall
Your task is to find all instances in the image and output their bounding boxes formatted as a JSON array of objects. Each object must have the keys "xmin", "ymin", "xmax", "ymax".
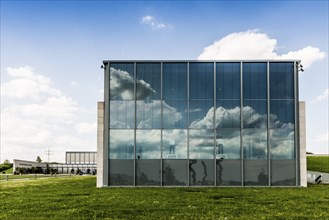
[
  {"xmin": 96, "ymin": 102, "xmax": 105, "ymax": 187},
  {"xmin": 13, "ymin": 159, "xmax": 47, "ymax": 172},
  {"xmin": 299, "ymin": 101, "xmax": 307, "ymax": 187}
]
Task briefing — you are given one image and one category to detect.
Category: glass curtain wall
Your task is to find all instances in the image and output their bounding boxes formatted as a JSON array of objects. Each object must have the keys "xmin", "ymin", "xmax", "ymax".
[
  {"xmin": 216, "ymin": 63, "xmax": 241, "ymax": 186},
  {"xmin": 107, "ymin": 61, "xmax": 297, "ymax": 186},
  {"xmin": 243, "ymin": 63, "xmax": 268, "ymax": 186},
  {"xmin": 269, "ymin": 62, "xmax": 296, "ymax": 186}
]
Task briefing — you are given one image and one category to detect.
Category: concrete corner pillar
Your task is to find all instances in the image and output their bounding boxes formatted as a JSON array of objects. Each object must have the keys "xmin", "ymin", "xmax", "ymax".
[
  {"xmin": 299, "ymin": 101, "xmax": 307, "ymax": 187},
  {"xmin": 97, "ymin": 102, "xmax": 105, "ymax": 187}
]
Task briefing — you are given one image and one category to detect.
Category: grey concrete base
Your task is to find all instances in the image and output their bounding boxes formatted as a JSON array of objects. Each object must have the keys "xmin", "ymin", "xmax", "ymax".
[
  {"xmin": 307, "ymin": 171, "xmax": 329, "ymax": 184},
  {"xmin": 299, "ymin": 101, "xmax": 307, "ymax": 187},
  {"xmin": 97, "ymin": 102, "xmax": 105, "ymax": 187}
]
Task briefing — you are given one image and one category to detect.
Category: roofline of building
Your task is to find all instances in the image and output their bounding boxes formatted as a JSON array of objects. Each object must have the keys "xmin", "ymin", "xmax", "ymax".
[{"xmin": 103, "ymin": 59, "xmax": 302, "ymax": 64}]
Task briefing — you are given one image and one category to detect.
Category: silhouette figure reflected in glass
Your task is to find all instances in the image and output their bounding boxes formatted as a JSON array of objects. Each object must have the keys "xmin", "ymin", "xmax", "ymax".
[{"xmin": 169, "ymin": 140, "xmax": 175, "ymax": 155}]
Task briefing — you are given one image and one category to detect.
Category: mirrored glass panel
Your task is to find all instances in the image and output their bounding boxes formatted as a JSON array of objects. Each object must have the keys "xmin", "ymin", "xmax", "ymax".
[
  {"xmin": 136, "ymin": 159, "xmax": 161, "ymax": 186},
  {"xmin": 136, "ymin": 100, "xmax": 161, "ymax": 129},
  {"xmin": 189, "ymin": 100, "xmax": 214, "ymax": 129},
  {"xmin": 162, "ymin": 100, "xmax": 187, "ymax": 129},
  {"xmin": 110, "ymin": 63, "xmax": 134, "ymax": 100},
  {"xmin": 189, "ymin": 129, "xmax": 214, "ymax": 159},
  {"xmin": 189, "ymin": 62, "xmax": 214, "ymax": 100},
  {"xmin": 270, "ymin": 129, "xmax": 295, "ymax": 159},
  {"xmin": 216, "ymin": 129, "xmax": 241, "ymax": 159},
  {"xmin": 244, "ymin": 160, "xmax": 268, "ymax": 186},
  {"xmin": 163, "ymin": 160, "xmax": 188, "ymax": 186},
  {"xmin": 243, "ymin": 100, "xmax": 267, "ymax": 128},
  {"xmin": 109, "ymin": 159, "xmax": 134, "ymax": 186},
  {"xmin": 270, "ymin": 62, "xmax": 294, "ymax": 99},
  {"xmin": 216, "ymin": 159, "xmax": 241, "ymax": 186},
  {"xmin": 216, "ymin": 63, "xmax": 240, "ymax": 100},
  {"xmin": 136, "ymin": 130, "xmax": 161, "ymax": 159},
  {"xmin": 109, "ymin": 130, "xmax": 134, "ymax": 159},
  {"xmin": 162, "ymin": 130, "xmax": 187, "ymax": 159},
  {"xmin": 136, "ymin": 63, "xmax": 161, "ymax": 100},
  {"xmin": 243, "ymin": 63, "xmax": 267, "ymax": 99},
  {"xmin": 270, "ymin": 100, "xmax": 294, "ymax": 129},
  {"xmin": 243, "ymin": 129, "xmax": 267, "ymax": 159},
  {"xmin": 216, "ymin": 100, "xmax": 240, "ymax": 128},
  {"xmin": 110, "ymin": 101, "xmax": 134, "ymax": 129},
  {"xmin": 189, "ymin": 159, "xmax": 214, "ymax": 186},
  {"xmin": 163, "ymin": 63, "xmax": 187, "ymax": 100},
  {"xmin": 271, "ymin": 160, "xmax": 296, "ymax": 186}
]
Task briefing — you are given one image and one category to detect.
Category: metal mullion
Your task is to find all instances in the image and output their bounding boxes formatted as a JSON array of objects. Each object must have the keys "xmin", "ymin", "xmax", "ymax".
[
  {"xmin": 240, "ymin": 62, "xmax": 244, "ymax": 186},
  {"xmin": 134, "ymin": 62, "xmax": 137, "ymax": 186},
  {"xmin": 294, "ymin": 62, "xmax": 299, "ymax": 186},
  {"xmin": 187, "ymin": 62, "xmax": 190, "ymax": 186},
  {"xmin": 214, "ymin": 62, "xmax": 217, "ymax": 186},
  {"xmin": 160, "ymin": 62, "xmax": 163, "ymax": 186},
  {"xmin": 267, "ymin": 62, "xmax": 271, "ymax": 186}
]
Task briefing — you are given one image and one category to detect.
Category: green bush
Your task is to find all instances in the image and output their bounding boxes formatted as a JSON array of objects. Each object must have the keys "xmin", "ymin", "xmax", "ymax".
[{"xmin": 0, "ymin": 163, "xmax": 13, "ymax": 172}]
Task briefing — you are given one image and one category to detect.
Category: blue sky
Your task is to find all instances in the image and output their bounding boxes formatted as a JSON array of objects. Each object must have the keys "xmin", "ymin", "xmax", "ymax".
[{"xmin": 1, "ymin": 1, "xmax": 328, "ymax": 162}]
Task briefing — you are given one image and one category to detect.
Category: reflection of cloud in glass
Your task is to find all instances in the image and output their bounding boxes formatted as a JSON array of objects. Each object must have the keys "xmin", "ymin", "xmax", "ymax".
[
  {"xmin": 136, "ymin": 130, "xmax": 161, "ymax": 159},
  {"xmin": 162, "ymin": 130, "xmax": 187, "ymax": 159},
  {"xmin": 216, "ymin": 130, "xmax": 240, "ymax": 159},
  {"xmin": 270, "ymin": 129, "xmax": 294, "ymax": 159},
  {"xmin": 189, "ymin": 129, "xmax": 214, "ymax": 159},
  {"xmin": 110, "ymin": 67, "xmax": 156, "ymax": 100}
]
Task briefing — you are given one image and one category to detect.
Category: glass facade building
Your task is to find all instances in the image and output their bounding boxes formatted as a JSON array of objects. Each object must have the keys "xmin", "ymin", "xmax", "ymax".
[{"xmin": 101, "ymin": 60, "xmax": 301, "ymax": 186}]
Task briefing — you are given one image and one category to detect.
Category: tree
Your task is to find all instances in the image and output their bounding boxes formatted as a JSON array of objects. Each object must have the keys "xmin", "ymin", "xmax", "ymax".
[
  {"xmin": 36, "ymin": 156, "xmax": 42, "ymax": 163},
  {"xmin": 3, "ymin": 159, "xmax": 10, "ymax": 165}
]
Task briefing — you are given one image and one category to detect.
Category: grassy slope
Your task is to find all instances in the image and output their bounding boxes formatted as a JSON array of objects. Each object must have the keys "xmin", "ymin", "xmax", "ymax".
[
  {"xmin": 307, "ymin": 156, "xmax": 329, "ymax": 173},
  {"xmin": 1, "ymin": 177, "xmax": 329, "ymax": 219}
]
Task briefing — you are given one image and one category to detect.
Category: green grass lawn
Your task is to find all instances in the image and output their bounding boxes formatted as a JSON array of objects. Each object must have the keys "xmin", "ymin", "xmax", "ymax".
[
  {"xmin": 1, "ymin": 177, "xmax": 328, "ymax": 219},
  {"xmin": 307, "ymin": 156, "xmax": 329, "ymax": 173}
]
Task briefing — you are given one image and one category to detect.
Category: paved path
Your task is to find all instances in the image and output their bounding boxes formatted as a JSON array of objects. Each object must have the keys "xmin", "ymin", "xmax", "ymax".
[{"xmin": 307, "ymin": 171, "xmax": 329, "ymax": 184}]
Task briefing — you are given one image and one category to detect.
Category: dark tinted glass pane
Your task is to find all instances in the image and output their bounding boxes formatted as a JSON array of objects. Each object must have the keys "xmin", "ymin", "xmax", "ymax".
[
  {"xmin": 243, "ymin": 100, "xmax": 267, "ymax": 128},
  {"xmin": 189, "ymin": 63, "xmax": 214, "ymax": 99},
  {"xmin": 136, "ymin": 63, "xmax": 161, "ymax": 100},
  {"xmin": 163, "ymin": 63, "xmax": 187, "ymax": 100},
  {"xmin": 243, "ymin": 129, "xmax": 267, "ymax": 159},
  {"xmin": 189, "ymin": 129, "xmax": 214, "ymax": 159},
  {"xmin": 270, "ymin": 63, "xmax": 294, "ymax": 99},
  {"xmin": 244, "ymin": 160, "xmax": 268, "ymax": 186},
  {"xmin": 243, "ymin": 63, "xmax": 267, "ymax": 99},
  {"xmin": 216, "ymin": 129, "xmax": 240, "ymax": 159},
  {"xmin": 271, "ymin": 160, "xmax": 296, "ymax": 186},
  {"xmin": 216, "ymin": 100, "xmax": 240, "ymax": 128},
  {"xmin": 189, "ymin": 100, "xmax": 214, "ymax": 129},
  {"xmin": 136, "ymin": 159, "xmax": 161, "ymax": 186},
  {"xmin": 163, "ymin": 160, "xmax": 188, "ymax": 186},
  {"xmin": 163, "ymin": 100, "xmax": 187, "ymax": 129},
  {"xmin": 109, "ymin": 130, "xmax": 134, "ymax": 159},
  {"xmin": 270, "ymin": 100, "xmax": 294, "ymax": 129},
  {"xmin": 270, "ymin": 129, "xmax": 295, "ymax": 159},
  {"xmin": 109, "ymin": 159, "xmax": 134, "ymax": 186},
  {"xmin": 216, "ymin": 63, "xmax": 240, "ymax": 99},
  {"xmin": 136, "ymin": 100, "xmax": 161, "ymax": 129},
  {"xmin": 189, "ymin": 159, "xmax": 214, "ymax": 186},
  {"xmin": 216, "ymin": 159, "xmax": 241, "ymax": 186},
  {"xmin": 110, "ymin": 63, "xmax": 134, "ymax": 100},
  {"xmin": 110, "ymin": 101, "xmax": 134, "ymax": 129},
  {"xmin": 162, "ymin": 130, "xmax": 187, "ymax": 159},
  {"xmin": 136, "ymin": 130, "xmax": 161, "ymax": 159}
]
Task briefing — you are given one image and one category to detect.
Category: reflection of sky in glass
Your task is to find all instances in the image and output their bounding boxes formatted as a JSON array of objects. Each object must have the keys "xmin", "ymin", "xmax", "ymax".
[
  {"xmin": 270, "ymin": 129, "xmax": 295, "ymax": 159},
  {"xmin": 136, "ymin": 63, "xmax": 161, "ymax": 100},
  {"xmin": 270, "ymin": 63, "xmax": 294, "ymax": 99},
  {"xmin": 136, "ymin": 100, "xmax": 161, "ymax": 129},
  {"xmin": 163, "ymin": 63, "xmax": 187, "ymax": 100},
  {"xmin": 136, "ymin": 130, "xmax": 161, "ymax": 159},
  {"xmin": 189, "ymin": 129, "xmax": 214, "ymax": 159},
  {"xmin": 243, "ymin": 129, "xmax": 267, "ymax": 159},
  {"xmin": 162, "ymin": 130, "xmax": 187, "ymax": 159},
  {"xmin": 162, "ymin": 100, "xmax": 187, "ymax": 129},
  {"xmin": 216, "ymin": 129, "xmax": 240, "ymax": 159},
  {"xmin": 109, "ymin": 130, "xmax": 134, "ymax": 159},
  {"xmin": 216, "ymin": 63, "xmax": 240, "ymax": 100},
  {"xmin": 189, "ymin": 101, "xmax": 214, "ymax": 129},
  {"xmin": 189, "ymin": 62, "xmax": 214, "ymax": 99}
]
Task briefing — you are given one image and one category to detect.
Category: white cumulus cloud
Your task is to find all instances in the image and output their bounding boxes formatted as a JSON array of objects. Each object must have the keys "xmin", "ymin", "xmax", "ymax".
[
  {"xmin": 141, "ymin": 15, "xmax": 172, "ymax": 30},
  {"xmin": 198, "ymin": 30, "xmax": 325, "ymax": 69},
  {"xmin": 1, "ymin": 66, "xmax": 96, "ymax": 162},
  {"xmin": 312, "ymin": 88, "xmax": 329, "ymax": 103}
]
